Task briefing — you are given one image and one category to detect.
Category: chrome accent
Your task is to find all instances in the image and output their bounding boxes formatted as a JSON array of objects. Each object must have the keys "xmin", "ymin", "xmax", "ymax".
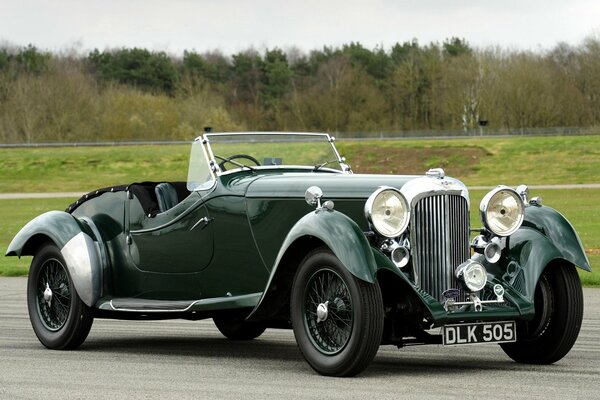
[
  {"xmin": 400, "ymin": 177, "xmax": 469, "ymax": 209},
  {"xmin": 364, "ymin": 186, "xmax": 410, "ymax": 238},
  {"xmin": 410, "ymin": 192, "xmax": 470, "ymax": 301},
  {"xmin": 479, "ymin": 185, "xmax": 525, "ymax": 237},
  {"xmin": 493, "ymin": 284, "xmax": 505, "ymax": 302},
  {"xmin": 483, "ymin": 237, "xmax": 503, "ymax": 264},
  {"xmin": 456, "ymin": 260, "xmax": 487, "ymax": 292},
  {"xmin": 472, "ymin": 235, "xmax": 503, "ymax": 263},
  {"xmin": 444, "ymin": 286, "xmax": 506, "ymax": 312},
  {"xmin": 305, "ymin": 186, "xmax": 323, "ymax": 208},
  {"xmin": 316, "ymin": 301, "xmax": 329, "ymax": 323},
  {"xmin": 43, "ymin": 283, "xmax": 53, "ymax": 306},
  {"xmin": 516, "ymin": 184, "xmax": 529, "ymax": 203},
  {"xmin": 391, "ymin": 245, "xmax": 410, "ymax": 268},
  {"xmin": 382, "ymin": 238, "xmax": 411, "ymax": 269},
  {"xmin": 321, "ymin": 200, "xmax": 335, "ymax": 211},
  {"xmin": 530, "ymin": 196, "xmax": 543, "ymax": 206},
  {"xmin": 191, "ymin": 216, "xmax": 213, "ymax": 231},
  {"xmin": 426, "ymin": 168, "xmax": 445, "ymax": 179},
  {"xmin": 60, "ymin": 232, "xmax": 102, "ymax": 307},
  {"xmin": 471, "ymin": 234, "xmax": 488, "ymax": 251}
]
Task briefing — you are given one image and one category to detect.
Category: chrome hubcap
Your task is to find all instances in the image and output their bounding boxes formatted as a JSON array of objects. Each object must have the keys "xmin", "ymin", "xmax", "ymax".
[
  {"xmin": 43, "ymin": 282, "xmax": 53, "ymax": 306},
  {"xmin": 316, "ymin": 301, "xmax": 329, "ymax": 322}
]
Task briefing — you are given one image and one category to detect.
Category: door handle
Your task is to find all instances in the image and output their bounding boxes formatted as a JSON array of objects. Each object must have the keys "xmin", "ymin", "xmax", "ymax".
[{"xmin": 191, "ymin": 217, "xmax": 214, "ymax": 231}]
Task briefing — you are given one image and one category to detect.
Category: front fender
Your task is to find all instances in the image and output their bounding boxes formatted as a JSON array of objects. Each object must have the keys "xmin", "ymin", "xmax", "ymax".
[
  {"xmin": 488, "ymin": 205, "xmax": 590, "ymax": 304},
  {"xmin": 6, "ymin": 211, "xmax": 102, "ymax": 307},
  {"xmin": 248, "ymin": 208, "xmax": 376, "ymax": 320},
  {"xmin": 274, "ymin": 208, "xmax": 377, "ymax": 283},
  {"xmin": 521, "ymin": 205, "xmax": 591, "ymax": 271}
]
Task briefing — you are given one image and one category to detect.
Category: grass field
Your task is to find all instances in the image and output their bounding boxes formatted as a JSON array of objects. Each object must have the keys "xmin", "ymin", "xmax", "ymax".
[
  {"xmin": 1, "ymin": 135, "xmax": 600, "ymax": 193},
  {"xmin": 0, "ymin": 135, "xmax": 598, "ymax": 284}
]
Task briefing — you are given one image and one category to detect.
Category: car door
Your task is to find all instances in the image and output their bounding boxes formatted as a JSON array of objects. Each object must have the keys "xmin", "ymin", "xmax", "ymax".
[{"xmin": 127, "ymin": 193, "xmax": 214, "ymax": 274}]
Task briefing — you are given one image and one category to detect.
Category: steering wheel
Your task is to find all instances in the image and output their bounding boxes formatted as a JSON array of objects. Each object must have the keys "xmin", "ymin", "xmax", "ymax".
[{"xmin": 218, "ymin": 154, "xmax": 261, "ymax": 171}]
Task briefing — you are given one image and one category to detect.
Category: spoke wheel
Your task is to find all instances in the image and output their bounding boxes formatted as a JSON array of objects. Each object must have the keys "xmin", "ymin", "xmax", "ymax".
[
  {"xmin": 27, "ymin": 243, "xmax": 94, "ymax": 350},
  {"xmin": 500, "ymin": 263, "xmax": 583, "ymax": 364},
  {"xmin": 304, "ymin": 269, "xmax": 353, "ymax": 355},
  {"xmin": 291, "ymin": 248, "xmax": 383, "ymax": 377},
  {"xmin": 36, "ymin": 258, "xmax": 72, "ymax": 331}
]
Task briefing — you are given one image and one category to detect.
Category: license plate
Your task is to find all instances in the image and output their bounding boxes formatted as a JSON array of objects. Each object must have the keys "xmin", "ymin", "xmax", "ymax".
[{"xmin": 442, "ymin": 321, "xmax": 517, "ymax": 346}]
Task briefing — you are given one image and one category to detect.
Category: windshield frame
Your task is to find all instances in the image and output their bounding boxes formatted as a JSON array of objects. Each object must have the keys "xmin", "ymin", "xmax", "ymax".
[{"xmin": 200, "ymin": 132, "xmax": 351, "ymax": 176}]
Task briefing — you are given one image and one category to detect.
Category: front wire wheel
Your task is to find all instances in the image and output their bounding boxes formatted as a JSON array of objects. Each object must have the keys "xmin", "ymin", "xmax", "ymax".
[
  {"xmin": 500, "ymin": 263, "xmax": 583, "ymax": 364},
  {"xmin": 27, "ymin": 244, "xmax": 94, "ymax": 350},
  {"xmin": 291, "ymin": 248, "xmax": 383, "ymax": 376}
]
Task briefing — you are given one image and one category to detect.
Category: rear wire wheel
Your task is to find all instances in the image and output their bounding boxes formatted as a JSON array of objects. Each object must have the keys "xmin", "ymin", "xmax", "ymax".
[
  {"xmin": 291, "ymin": 248, "xmax": 383, "ymax": 376},
  {"xmin": 500, "ymin": 263, "xmax": 583, "ymax": 364},
  {"xmin": 27, "ymin": 244, "xmax": 94, "ymax": 350}
]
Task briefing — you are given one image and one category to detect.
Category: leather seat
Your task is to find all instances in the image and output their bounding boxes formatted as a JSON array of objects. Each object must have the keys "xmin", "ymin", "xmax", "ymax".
[{"xmin": 155, "ymin": 183, "xmax": 179, "ymax": 213}]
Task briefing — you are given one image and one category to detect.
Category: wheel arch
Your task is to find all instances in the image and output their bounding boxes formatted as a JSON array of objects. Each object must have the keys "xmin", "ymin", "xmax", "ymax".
[
  {"xmin": 6, "ymin": 211, "xmax": 104, "ymax": 307},
  {"xmin": 496, "ymin": 225, "xmax": 586, "ymax": 303},
  {"xmin": 248, "ymin": 209, "xmax": 378, "ymax": 321},
  {"xmin": 522, "ymin": 205, "xmax": 590, "ymax": 272}
]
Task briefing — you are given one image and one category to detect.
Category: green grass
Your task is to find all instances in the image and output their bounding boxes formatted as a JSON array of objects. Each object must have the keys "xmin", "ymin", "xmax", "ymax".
[
  {"xmin": 0, "ymin": 146, "xmax": 190, "ymax": 193},
  {"xmin": 337, "ymin": 135, "xmax": 600, "ymax": 186},
  {"xmin": 1, "ymin": 135, "xmax": 600, "ymax": 193}
]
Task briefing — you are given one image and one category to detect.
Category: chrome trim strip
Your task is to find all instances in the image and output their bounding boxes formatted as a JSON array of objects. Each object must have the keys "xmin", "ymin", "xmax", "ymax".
[
  {"xmin": 108, "ymin": 292, "xmax": 262, "ymax": 313},
  {"xmin": 109, "ymin": 299, "xmax": 202, "ymax": 312}
]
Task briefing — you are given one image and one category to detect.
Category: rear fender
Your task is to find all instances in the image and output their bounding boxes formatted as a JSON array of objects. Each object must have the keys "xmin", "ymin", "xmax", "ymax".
[{"xmin": 6, "ymin": 211, "xmax": 103, "ymax": 307}]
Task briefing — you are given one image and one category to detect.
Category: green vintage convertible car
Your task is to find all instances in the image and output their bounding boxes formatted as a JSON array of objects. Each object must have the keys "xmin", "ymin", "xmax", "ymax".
[{"xmin": 6, "ymin": 132, "xmax": 590, "ymax": 376}]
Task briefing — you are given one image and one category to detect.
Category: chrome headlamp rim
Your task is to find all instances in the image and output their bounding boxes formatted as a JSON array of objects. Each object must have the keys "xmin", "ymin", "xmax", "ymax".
[
  {"xmin": 364, "ymin": 186, "xmax": 410, "ymax": 238},
  {"xmin": 480, "ymin": 185, "xmax": 525, "ymax": 237}
]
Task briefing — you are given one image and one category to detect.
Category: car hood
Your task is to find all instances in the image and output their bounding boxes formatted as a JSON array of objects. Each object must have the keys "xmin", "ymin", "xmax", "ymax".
[{"xmin": 244, "ymin": 173, "xmax": 421, "ymax": 200}]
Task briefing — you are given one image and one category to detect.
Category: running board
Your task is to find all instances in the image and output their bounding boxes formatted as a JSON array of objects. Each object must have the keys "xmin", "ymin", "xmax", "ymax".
[{"xmin": 96, "ymin": 293, "xmax": 262, "ymax": 313}]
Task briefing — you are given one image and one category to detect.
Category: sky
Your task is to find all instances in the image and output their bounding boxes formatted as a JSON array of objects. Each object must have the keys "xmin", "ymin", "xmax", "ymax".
[{"xmin": 1, "ymin": 0, "xmax": 599, "ymax": 56}]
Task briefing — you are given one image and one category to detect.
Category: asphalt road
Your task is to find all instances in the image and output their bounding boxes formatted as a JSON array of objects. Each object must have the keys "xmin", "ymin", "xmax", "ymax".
[{"xmin": 1, "ymin": 277, "xmax": 599, "ymax": 400}]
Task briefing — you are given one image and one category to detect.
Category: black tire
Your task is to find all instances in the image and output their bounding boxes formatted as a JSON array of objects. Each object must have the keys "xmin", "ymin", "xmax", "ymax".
[
  {"xmin": 213, "ymin": 317, "xmax": 267, "ymax": 340},
  {"xmin": 500, "ymin": 264, "xmax": 583, "ymax": 364},
  {"xmin": 27, "ymin": 243, "xmax": 94, "ymax": 350},
  {"xmin": 290, "ymin": 248, "xmax": 384, "ymax": 377}
]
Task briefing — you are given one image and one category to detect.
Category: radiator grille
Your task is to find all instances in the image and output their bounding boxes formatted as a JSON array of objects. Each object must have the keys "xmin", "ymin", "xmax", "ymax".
[{"xmin": 411, "ymin": 194, "xmax": 470, "ymax": 302}]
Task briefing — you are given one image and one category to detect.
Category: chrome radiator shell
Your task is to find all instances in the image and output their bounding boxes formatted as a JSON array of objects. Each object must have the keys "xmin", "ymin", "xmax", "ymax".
[{"xmin": 410, "ymin": 192, "xmax": 470, "ymax": 302}]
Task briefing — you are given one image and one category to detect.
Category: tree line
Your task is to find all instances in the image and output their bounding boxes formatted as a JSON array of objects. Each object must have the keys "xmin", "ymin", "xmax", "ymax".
[{"xmin": 0, "ymin": 37, "xmax": 599, "ymax": 143}]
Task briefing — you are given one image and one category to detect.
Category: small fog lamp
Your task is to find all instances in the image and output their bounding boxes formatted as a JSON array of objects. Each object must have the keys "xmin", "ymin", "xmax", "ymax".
[{"xmin": 456, "ymin": 260, "xmax": 488, "ymax": 292}]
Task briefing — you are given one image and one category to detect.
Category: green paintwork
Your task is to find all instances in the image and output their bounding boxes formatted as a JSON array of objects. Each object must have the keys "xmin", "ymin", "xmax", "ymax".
[
  {"xmin": 6, "ymin": 210, "xmax": 86, "ymax": 256},
  {"xmin": 273, "ymin": 208, "xmax": 378, "ymax": 282},
  {"xmin": 521, "ymin": 204, "xmax": 591, "ymax": 271},
  {"xmin": 479, "ymin": 204, "xmax": 591, "ymax": 304}
]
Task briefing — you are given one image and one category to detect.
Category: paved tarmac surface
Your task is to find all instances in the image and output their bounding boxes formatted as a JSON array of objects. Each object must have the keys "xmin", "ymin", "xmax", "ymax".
[{"xmin": 1, "ymin": 277, "xmax": 599, "ymax": 400}]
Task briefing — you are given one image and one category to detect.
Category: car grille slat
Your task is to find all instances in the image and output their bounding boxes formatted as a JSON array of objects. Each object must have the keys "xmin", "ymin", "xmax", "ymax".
[{"xmin": 411, "ymin": 193, "xmax": 470, "ymax": 302}]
